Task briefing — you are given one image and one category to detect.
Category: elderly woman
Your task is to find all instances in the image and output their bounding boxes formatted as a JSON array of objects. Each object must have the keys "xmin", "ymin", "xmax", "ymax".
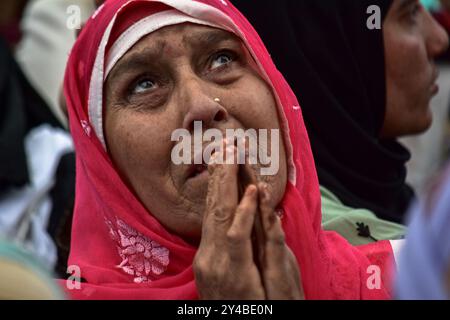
[{"xmin": 63, "ymin": 0, "xmax": 398, "ymax": 299}]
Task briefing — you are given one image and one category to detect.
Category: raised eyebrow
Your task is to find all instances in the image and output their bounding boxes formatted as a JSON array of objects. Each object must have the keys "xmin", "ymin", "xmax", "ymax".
[
  {"xmin": 107, "ymin": 43, "xmax": 166, "ymax": 82},
  {"xmin": 397, "ymin": 0, "xmax": 419, "ymax": 12},
  {"xmin": 107, "ymin": 30, "xmax": 239, "ymax": 83},
  {"xmin": 183, "ymin": 29, "xmax": 240, "ymax": 49}
]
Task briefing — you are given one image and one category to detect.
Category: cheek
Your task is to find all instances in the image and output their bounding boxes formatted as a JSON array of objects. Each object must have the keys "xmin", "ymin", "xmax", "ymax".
[
  {"xmin": 229, "ymin": 77, "xmax": 280, "ymax": 129},
  {"xmin": 228, "ymin": 76, "xmax": 287, "ymax": 201},
  {"xmin": 105, "ymin": 110, "xmax": 173, "ymax": 186},
  {"xmin": 385, "ymin": 32, "xmax": 430, "ymax": 94}
]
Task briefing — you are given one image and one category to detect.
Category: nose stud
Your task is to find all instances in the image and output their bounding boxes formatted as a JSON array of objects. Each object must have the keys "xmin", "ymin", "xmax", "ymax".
[{"xmin": 214, "ymin": 97, "xmax": 221, "ymax": 103}]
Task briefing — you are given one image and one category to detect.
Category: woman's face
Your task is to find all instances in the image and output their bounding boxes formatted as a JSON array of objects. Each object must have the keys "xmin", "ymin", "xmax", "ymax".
[
  {"xmin": 382, "ymin": 0, "xmax": 449, "ymax": 138},
  {"xmin": 104, "ymin": 23, "xmax": 287, "ymax": 243}
]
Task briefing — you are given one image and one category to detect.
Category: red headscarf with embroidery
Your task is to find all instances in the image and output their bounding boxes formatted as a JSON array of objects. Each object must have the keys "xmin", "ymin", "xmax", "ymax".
[{"xmin": 63, "ymin": 0, "xmax": 395, "ymax": 299}]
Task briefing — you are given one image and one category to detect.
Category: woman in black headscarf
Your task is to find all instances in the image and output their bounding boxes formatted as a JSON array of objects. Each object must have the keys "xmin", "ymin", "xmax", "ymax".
[{"xmin": 233, "ymin": 0, "xmax": 448, "ymax": 243}]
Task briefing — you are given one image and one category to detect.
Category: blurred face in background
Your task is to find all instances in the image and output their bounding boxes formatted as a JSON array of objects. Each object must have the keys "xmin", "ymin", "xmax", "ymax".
[{"xmin": 381, "ymin": 0, "xmax": 449, "ymax": 138}]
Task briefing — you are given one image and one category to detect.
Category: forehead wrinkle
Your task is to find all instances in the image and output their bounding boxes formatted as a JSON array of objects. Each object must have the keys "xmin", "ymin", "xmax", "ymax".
[
  {"xmin": 181, "ymin": 28, "xmax": 238, "ymax": 49},
  {"xmin": 107, "ymin": 39, "xmax": 166, "ymax": 82},
  {"xmin": 107, "ymin": 27, "xmax": 239, "ymax": 84}
]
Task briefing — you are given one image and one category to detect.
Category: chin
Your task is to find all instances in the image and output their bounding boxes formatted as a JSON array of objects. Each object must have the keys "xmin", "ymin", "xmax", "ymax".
[
  {"xmin": 406, "ymin": 114, "xmax": 433, "ymax": 136},
  {"xmin": 418, "ymin": 109, "xmax": 434, "ymax": 133}
]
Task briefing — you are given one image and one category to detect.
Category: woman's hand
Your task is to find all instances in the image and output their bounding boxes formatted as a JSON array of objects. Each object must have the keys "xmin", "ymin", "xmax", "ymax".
[
  {"xmin": 255, "ymin": 182, "xmax": 304, "ymax": 300},
  {"xmin": 239, "ymin": 160, "xmax": 304, "ymax": 300},
  {"xmin": 193, "ymin": 145, "xmax": 266, "ymax": 299},
  {"xmin": 194, "ymin": 142, "xmax": 304, "ymax": 300}
]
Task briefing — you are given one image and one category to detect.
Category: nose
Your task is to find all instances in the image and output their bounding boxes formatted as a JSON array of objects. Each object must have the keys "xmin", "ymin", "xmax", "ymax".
[
  {"xmin": 425, "ymin": 11, "xmax": 449, "ymax": 59},
  {"xmin": 179, "ymin": 77, "xmax": 228, "ymax": 131}
]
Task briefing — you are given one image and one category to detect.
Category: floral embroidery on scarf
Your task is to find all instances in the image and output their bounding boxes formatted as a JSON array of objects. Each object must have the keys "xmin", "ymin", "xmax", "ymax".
[{"xmin": 105, "ymin": 217, "xmax": 170, "ymax": 283}]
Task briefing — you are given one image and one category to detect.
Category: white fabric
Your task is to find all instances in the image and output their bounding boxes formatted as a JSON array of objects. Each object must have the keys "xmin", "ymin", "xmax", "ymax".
[
  {"xmin": 105, "ymin": 10, "xmax": 223, "ymax": 78},
  {"xmin": 15, "ymin": 0, "xmax": 96, "ymax": 127},
  {"xmin": 389, "ymin": 239, "xmax": 406, "ymax": 269},
  {"xmin": 0, "ymin": 125, "xmax": 74, "ymax": 270}
]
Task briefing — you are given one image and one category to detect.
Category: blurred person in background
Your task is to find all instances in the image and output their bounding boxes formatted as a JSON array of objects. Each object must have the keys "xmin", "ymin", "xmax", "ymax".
[
  {"xmin": 396, "ymin": 164, "xmax": 450, "ymax": 299},
  {"xmin": 0, "ymin": 35, "xmax": 71, "ymax": 273},
  {"xmin": 399, "ymin": 0, "xmax": 450, "ymax": 195},
  {"xmin": 0, "ymin": 0, "xmax": 29, "ymax": 47},
  {"xmin": 13, "ymin": 0, "xmax": 97, "ymax": 276},
  {"xmin": 233, "ymin": 0, "xmax": 448, "ymax": 245},
  {"xmin": 0, "ymin": 239, "xmax": 64, "ymax": 299},
  {"xmin": 0, "ymin": 0, "xmax": 97, "ymax": 279},
  {"xmin": 16, "ymin": 0, "xmax": 96, "ymax": 127}
]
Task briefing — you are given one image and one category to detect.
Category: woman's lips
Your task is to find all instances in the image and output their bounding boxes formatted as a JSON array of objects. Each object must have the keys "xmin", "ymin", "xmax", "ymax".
[
  {"xmin": 431, "ymin": 83, "xmax": 439, "ymax": 96},
  {"xmin": 431, "ymin": 68, "xmax": 439, "ymax": 96},
  {"xmin": 187, "ymin": 163, "xmax": 208, "ymax": 180}
]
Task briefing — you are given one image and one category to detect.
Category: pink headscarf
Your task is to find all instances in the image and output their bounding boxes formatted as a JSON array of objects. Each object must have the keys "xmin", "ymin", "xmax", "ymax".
[{"xmin": 63, "ymin": 0, "xmax": 395, "ymax": 299}]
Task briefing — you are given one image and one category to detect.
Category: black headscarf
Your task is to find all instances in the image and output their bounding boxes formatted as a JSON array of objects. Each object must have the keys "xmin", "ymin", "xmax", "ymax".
[{"xmin": 233, "ymin": 0, "xmax": 413, "ymax": 224}]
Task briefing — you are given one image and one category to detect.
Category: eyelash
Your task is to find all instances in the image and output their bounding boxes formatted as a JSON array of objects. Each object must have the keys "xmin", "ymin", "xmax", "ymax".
[
  {"xmin": 408, "ymin": 2, "xmax": 421, "ymax": 21},
  {"xmin": 126, "ymin": 49, "xmax": 240, "ymax": 99},
  {"xmin": 208, "ymin": 50, "xmax": 238, "ymax": 72},
  {"xmin": 128, "ymin": 74, "xmax": 158, "ymax": 97}
]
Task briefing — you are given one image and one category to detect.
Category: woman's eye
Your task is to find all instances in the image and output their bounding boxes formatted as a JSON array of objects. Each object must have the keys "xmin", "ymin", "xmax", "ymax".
[
  {"xmin": 210, "ymin": 52, "xmax": 234, "ymax": 70},
  {"xmin": 408, "ymin": 3, "xmax": 421, "ymax": 20},
  {"xmin": 131, "ymin": 78, "xmax": 157, "ymax": 94}
]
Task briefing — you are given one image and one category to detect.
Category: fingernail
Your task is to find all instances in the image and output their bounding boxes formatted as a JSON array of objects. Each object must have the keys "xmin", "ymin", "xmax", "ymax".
[
  {"xmin": 275, "ymin": 208, "xmax": 284, "ymax": 219},
  {"xmin": 247, "ymin": 184, "xmax": 256, "ymax": 196},
  {"xmin": 209, "ymin": 152, "xmax": 218, "ymax": 165},
  {"xmin": 261, "ymin": 183, "xmax": 270, "ymax": 199}
]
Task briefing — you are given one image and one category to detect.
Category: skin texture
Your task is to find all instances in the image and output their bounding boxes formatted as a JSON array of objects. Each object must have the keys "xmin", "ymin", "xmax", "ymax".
[
  {"xmin": 194, "ymin": 146, "xmax": 302, "ymax": 299},
  {"xmin": 381, "ymin": 0, "xmax": 449, "ymax": 138},
  {"xmin": 104, "ymin": 23, "xmax": 300, "ymax": 300},
  {"xmin": 105, "ymin": 23, "xmax": 287, "ymax": 243}
]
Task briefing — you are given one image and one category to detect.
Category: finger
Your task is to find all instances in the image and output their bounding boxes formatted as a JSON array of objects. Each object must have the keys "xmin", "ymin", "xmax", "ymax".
[
  {"xmin": 227, "ymin": 184, "xmax": 258, "ymax": 252},
  {"xmin": 257, "ymin": 183, "xmax": 303, "ymax": 299},
  {"xmin": 238, "ymin": 138, "xmax": 259, "ymax": 199},
  {"xmin": 238, "ymin": 162, "xmax": 257, "ymax": 199},
  {"xmin": 216, "ymin": 143, "xmax": 239, "ymax": 213},
  {"xmin": 258, "ymin": 183, "xmax": 286, "ymax": 263},
  {"xmin": 202, "ymin": 142, "xmax": 239, "ymax": 242}
]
